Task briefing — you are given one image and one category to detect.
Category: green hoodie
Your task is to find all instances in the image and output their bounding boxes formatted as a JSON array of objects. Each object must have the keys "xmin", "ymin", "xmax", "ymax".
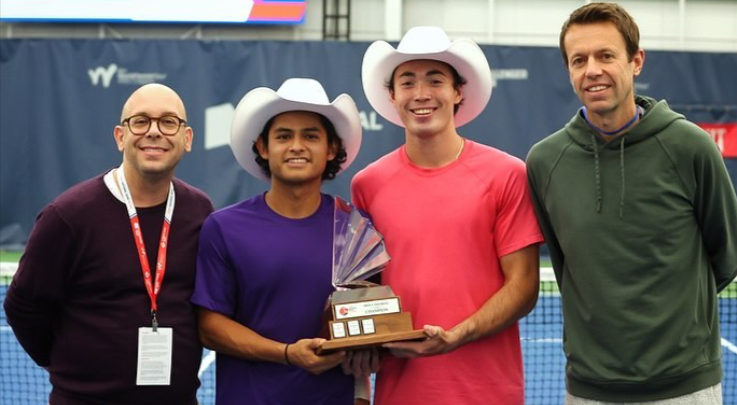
[{"xmin": 527, "ymin": 95, "xmax": 737, "ymax": 401}]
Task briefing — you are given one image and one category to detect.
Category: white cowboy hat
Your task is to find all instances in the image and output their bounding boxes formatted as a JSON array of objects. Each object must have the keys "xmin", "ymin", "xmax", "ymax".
[
  {"xmin": 362, "ymin": 26, "xmax": 492, "ymax": 128},
  {"xmin": 230, "ymin": 78, "xmax": 362, "ymax": 182}
]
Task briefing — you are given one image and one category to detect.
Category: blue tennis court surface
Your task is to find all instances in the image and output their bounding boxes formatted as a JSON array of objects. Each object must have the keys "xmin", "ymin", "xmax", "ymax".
[{"xmin": 2, "ymin": 287, "xmax": 735, "ymax": 404}]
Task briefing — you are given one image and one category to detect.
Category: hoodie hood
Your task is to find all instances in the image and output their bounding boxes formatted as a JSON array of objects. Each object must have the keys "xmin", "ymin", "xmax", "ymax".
[
  {"xmin": 565, "ymin": 95, "xmax": 684, "ymax": 149},
  {"xmin": 563, "ymin": 95, "xmax": 685, "ymax": 217}
]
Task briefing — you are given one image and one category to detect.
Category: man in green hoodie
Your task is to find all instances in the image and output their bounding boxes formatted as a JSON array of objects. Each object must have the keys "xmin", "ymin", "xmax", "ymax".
[{"xmin": 527, "ymin": 2, "xmax": 737, "ymax": 404}]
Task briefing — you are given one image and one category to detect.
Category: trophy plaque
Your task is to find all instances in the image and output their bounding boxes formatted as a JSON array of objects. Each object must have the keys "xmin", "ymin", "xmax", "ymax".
[{"xmin": 317, "ymin": 197, "xmax": 425, "ymax": 354}]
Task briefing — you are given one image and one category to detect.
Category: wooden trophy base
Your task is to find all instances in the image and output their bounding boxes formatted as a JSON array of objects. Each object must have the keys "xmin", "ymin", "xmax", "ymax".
[
  {"xmin": 317, "ymin": 312, "xmax": 426, "ymax": 354},
  {"xmin": 318, "ymin": 330, "xmax": 426, "ymax": 354}
]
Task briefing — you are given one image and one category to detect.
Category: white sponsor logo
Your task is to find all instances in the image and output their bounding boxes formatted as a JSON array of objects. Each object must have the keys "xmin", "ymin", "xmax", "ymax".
[
  {"xmin": 88, "ymin": 64, "xmax": 167, "ymax": 88},
  {"xmin": 359, "ymin": 111, "xmax": 383, "ymax": 131},
  {"xmin": 635, "ymin": 82, "xmax": 650, "ymax": 91},
  {"xmin": 204, "ymin": 104, "xmax": 235, "ymax": 151},
  {"xmin": 88, "ymin": 64, "xmax": 118, "ymax": 88},
  {"xmin": 491, "ymin": 69, "xmax": 529, "ymax": 87}
]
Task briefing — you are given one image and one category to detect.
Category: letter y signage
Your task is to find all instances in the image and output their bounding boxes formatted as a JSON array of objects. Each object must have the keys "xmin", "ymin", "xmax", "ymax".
[{"xmin": 88, "ymin": 64, "xmax": 118, "ymax": 88}]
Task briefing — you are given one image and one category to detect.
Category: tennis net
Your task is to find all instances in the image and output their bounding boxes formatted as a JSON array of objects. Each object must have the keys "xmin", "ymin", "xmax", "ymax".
[{"xmin": 2, "ymin": 263, "xmax": 736, "ymax": 405}]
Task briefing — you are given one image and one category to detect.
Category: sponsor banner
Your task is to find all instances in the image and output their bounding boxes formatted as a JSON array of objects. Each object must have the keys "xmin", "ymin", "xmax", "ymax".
[
  {"xmin": 334, "ymin": 298, "xmax": 401, "ymax": 320},
  {"xmin": 698, "ymin": 123, "xmax": 737, "ymax": 158},
  {"xmin": 88, "ymin": 63, "xmax": 167, "ymax": 88}
]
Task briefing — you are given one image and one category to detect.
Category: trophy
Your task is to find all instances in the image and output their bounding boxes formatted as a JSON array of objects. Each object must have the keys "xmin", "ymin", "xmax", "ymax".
[{"xmin": 317, "ymin": 197, "xmax": 425, "ymax": 354}]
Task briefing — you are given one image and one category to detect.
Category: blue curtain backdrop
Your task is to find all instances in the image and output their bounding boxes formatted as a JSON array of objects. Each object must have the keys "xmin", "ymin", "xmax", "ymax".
[{"xmin": 1, "ymin": 39, "xmax": 735, "ymax": 245}]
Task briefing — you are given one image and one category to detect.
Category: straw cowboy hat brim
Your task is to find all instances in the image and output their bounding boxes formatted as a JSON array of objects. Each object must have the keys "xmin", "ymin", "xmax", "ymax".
[
  {"xmin": 230, "ymin": 78, "xmax": 362, "ymax": 182},
  {"xmin": 362, "ymin": 26, "xmax": 492, "ymax": 128}
]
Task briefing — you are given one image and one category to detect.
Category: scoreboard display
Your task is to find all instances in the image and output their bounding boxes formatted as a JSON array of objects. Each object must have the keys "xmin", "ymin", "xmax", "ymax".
[{"xmin": 0, "ymin": 0, "xmax": 306, "ymax": 24}]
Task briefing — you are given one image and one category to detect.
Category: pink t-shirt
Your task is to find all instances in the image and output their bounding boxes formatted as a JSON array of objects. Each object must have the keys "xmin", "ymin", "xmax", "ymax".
[{"xmin": 351, "ymin": 140, "xmax": 543, "ymax": 405}]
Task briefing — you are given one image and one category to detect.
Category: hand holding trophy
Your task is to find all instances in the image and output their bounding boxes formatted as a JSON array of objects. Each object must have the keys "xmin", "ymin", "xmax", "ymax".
[{"xmin": 318, "ymin": 197, "xmax": 426, "ymax": 354}]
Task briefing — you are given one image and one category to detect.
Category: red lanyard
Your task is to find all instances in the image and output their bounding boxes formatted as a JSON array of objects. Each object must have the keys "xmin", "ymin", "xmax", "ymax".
[{"xmin": 116, "ymin": 168, "xmax": 175, "ymax": 330}]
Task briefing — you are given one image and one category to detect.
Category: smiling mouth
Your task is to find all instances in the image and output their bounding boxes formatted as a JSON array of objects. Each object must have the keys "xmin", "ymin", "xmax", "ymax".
[
  {"xmin": 141, "ymin": 146, "xmax": 167, "ymax": 152},
  {"xmin": 285, "ymin": 157, "xmax": 309, "ymax": 163},
  {"xmin": 586, "ymin": 85, "xmax": 609, "ymax": 92},
  {"xmin": 411, "ymin": 108, "xmax": 435, "ymax": 116}
]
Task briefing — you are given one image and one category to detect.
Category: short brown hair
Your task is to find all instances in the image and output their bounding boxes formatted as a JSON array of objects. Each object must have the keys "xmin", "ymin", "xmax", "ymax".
[{"xmin": 559, "ymin": 2, "xmax": 640, "ymax": 67}]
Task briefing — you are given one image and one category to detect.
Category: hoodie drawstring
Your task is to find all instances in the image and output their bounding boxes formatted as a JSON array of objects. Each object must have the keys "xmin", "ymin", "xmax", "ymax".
[
  {"xmin": 592, "ymin": 135, "xmax": 602, "ymax": 213},
  {"xmin": 619, "ymin": 137, "xmax": 626, "ymax": 218},
  {"xmin": 592, "ymin": 135, "xmax": 626, "ymax": 218}
]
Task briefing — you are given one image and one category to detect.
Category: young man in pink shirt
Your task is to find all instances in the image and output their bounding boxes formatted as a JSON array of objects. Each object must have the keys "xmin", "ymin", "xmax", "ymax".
[{"xmin": 350, "ymin": 27, "xmax": 543, "ymax": 405}]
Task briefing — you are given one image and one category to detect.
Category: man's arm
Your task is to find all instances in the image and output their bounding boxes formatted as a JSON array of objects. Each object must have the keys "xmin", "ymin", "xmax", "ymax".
[
  {"xmin": 3, "ymin": 286, "xmax": 57, "ymax": 367},
  {"xmin": 3, "ymin": 206, "xmax": 72, "ymax": 367},
  {"xmin": 690, "ymin": 128, "xmax": 737, "ymax": 291},
  {"xmin": 383, "ymin": 244, "xmax": 540, "ymax": 357},
  {"xmin": 197, "ymin": 308, "xmax": 345, "ymax": 375},
  {"xmin": 527, "ymin": 149, "xmax": 565, "ymax": 286}
]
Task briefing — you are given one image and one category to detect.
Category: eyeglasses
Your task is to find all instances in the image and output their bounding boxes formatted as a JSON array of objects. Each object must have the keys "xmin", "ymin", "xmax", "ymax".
[{"xmin": 121, "ymin": 114, "xmax": 187, "ymax": 136}]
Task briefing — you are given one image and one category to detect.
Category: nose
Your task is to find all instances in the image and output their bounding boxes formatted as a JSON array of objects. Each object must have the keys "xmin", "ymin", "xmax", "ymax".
[
  {"xmin": 145, "ymin": 118, "xmax": 162, "ymax": 138},
  {"xmin": 413, "ymin": 82, "xmax": 431, "ymax": 101},
  {"xmin": 584, "ymin": 58, "xmax": 603, "ymax": 78},
  {"xmin": 288, "ymin": 136, "xmax": 305, "ymax": 151}
]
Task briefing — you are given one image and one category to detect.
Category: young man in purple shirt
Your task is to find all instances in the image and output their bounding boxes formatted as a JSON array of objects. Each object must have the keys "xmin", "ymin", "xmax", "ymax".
[{"xmin": 191, "ymin": 78, "xmax": 370, "ymax": 405}]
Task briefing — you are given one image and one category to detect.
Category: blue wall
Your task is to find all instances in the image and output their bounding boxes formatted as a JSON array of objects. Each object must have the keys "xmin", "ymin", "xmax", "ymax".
[{"xmin": 1, "ymin": 39, "xmax": 735, "ymax": 245}]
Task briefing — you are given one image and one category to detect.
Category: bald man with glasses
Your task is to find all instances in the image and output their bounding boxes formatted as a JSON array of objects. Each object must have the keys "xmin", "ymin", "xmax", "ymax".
[{"xmin": 4, "ymin": 83, "xmax": 214, "ymax": 405}]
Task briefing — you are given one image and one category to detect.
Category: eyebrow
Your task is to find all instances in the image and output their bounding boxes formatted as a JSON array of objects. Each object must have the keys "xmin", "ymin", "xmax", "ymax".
[
  {"xmin": 397, "ymin": 69, "xmax": 447, "ymax": 79},
  {"xmin": 426, "ymin": 69, "xmax": 447, "ymax": 77},
  {"xmin": 570, "ymin": 46, "xmax": 618, "ymax": 58},
  {"xmin": 130, "ymin": 111, "xmax": 180, "ymax": 117},
  {"xmin": 273, "ymin": 126, "xmax": 322, "ymax": 133}
]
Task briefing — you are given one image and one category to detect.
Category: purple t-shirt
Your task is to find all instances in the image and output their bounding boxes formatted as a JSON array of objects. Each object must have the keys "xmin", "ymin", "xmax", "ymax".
[{"xmin": 192, "ymin": 193, "xmax": 353, "ymax": 405}]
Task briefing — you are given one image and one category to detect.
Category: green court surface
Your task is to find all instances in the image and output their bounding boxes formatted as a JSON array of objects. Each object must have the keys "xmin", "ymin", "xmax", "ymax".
[{"xmin": 0, "ymin": 251, "xmax": 22, "ymax": 263}]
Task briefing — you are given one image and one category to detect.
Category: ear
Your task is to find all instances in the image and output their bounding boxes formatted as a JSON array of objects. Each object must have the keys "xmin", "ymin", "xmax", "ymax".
[
  {"xmin": 327, "ymin": 140, "xmax": 338, "ymax": 161},
  {"xmin": 256, "ymin": 137, "xmax": 268, "ymax": 160},
  {"xmin": 113, "ymin": 126, "xmax": 125, "ymax": 152},
  {"xmin": 632, "ymin": 49, "xmax": 645, "ymax": 76},
  {"xmin": 183, "ymin": 127, "xmax": 193, "ymax": 153},
  {"xmin": 454, "ymin": 86, "xmax": 463, "ymax": 106}
]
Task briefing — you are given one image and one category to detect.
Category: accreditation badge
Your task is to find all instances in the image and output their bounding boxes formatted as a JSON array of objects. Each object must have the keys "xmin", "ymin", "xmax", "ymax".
[{"xmin": 136, "ymin": 327, "xmax": 173, "ymax": 386}]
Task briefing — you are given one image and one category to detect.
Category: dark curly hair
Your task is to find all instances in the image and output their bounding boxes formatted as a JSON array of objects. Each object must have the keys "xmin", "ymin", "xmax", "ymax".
[
  {"xmin": 251, "ymin": 112, "xmax": 348, "ymax": 181},
  {"xmin": 384, "ymin": 60, "xmax": 467, "ymax": 115}
]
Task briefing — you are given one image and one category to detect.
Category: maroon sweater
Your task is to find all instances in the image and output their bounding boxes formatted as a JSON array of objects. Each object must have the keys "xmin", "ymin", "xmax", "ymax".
[{"xmin": 4, "ymin": 172, "xmax": 213, "ymax": 405}]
